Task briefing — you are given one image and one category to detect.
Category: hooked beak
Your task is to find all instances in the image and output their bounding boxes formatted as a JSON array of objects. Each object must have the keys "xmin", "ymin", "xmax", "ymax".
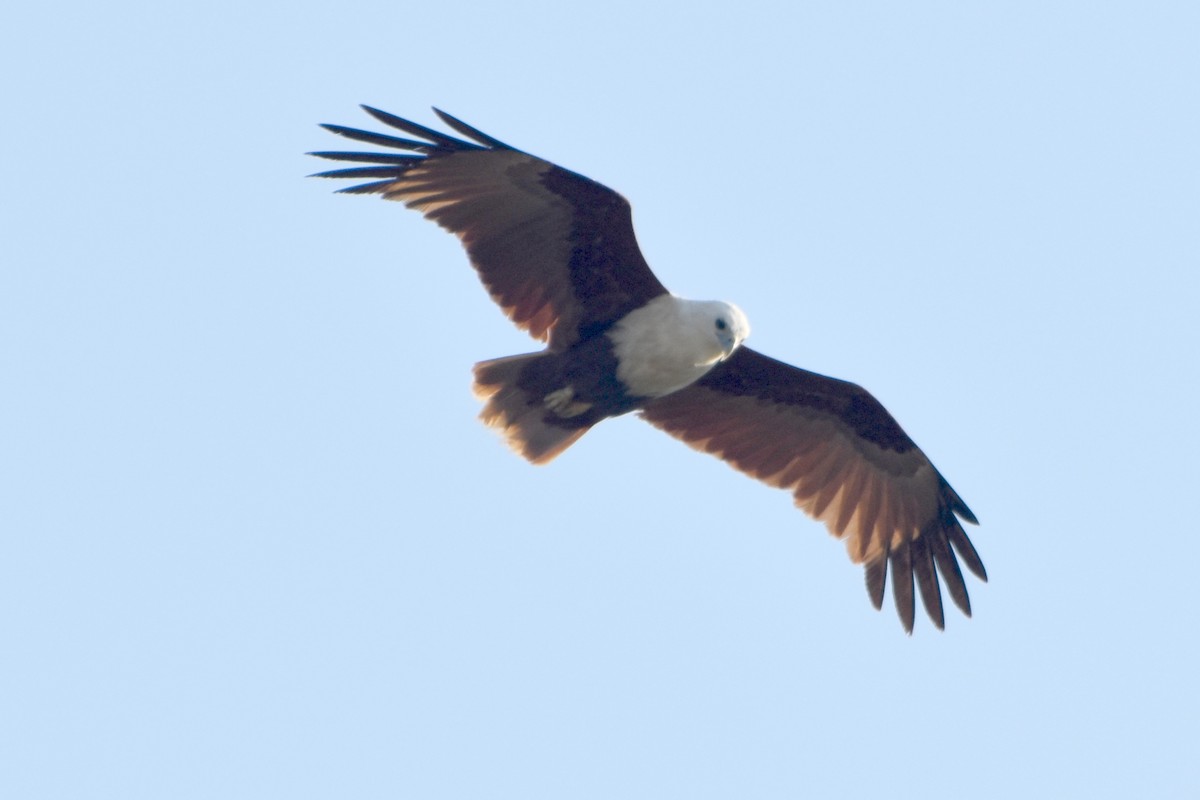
[{"xmin": 718, "ymin": 331, "xmax": 740, "ymax": 359}]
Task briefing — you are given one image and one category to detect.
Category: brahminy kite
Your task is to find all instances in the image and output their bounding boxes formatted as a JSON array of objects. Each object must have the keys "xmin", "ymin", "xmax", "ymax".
[{"xmin": 310, "ymin": 106, "xmax": 985, "ymax": 632}]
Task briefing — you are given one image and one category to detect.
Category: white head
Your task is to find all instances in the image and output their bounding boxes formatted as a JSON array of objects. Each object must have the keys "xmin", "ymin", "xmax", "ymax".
[
  {"xmin": 609, "ymin": 295, "xmax": 752, "ymax": 398},
  {"xmin": 682, "ymin": 299, "xmax": 751, "ymax": 364}
]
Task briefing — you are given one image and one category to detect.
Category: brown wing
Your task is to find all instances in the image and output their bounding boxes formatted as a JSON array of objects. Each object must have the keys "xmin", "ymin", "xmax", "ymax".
[
  {"xmin": 640, "ymin": 347, "xmax": 985, "ymax": 633},
  {"xmin": 310, "ymin": 106, "xmax": 668, "ymax": 350}
]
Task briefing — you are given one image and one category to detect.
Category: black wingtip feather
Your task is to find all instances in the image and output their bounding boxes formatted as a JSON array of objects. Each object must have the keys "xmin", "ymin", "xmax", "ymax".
[
  {"xmin": 946, "ymin": 520, "xmax": 988, "ymax": 582},
  {"xmin": 865, "ymin": 558, "xmax": 887, "ymax": 610},
  {"xmin": 319, "ymin": 123, "xmax": 435, "ymax": 153},
  {"xmin": 432, "ymin": 107, "xmax": 515, "ymax": 150},
  {"xmin": 890, "ymin": 542, "xmax": 916, "ymax": 634},
  {"xmin": 927, "ymin": 528, "xmax": 972, "ymax": 617},
  {"xmin": 954, "ymin": 498, "xmax": 980, "ymax": 526},
  {"xmin": 910, "ymin": 536, "xmax": 945, "ymax": 630},
  {"xmin": 942, "ymin": 478, "xmax": 979, "ymax": 525},
  {"xmin": 360, "ymin": 104, "xmax": 481, "ymax": 150},
  {"xmin": 308, "ymin": 151, "xmax": 424, "ymax": 166},
  {"xmin": 308, "ymin": 166, "xmax": 409, "ymax": 180},
  {"xmin": 333, "ymin": 180, "xmax": 398, "ymax": 195}
]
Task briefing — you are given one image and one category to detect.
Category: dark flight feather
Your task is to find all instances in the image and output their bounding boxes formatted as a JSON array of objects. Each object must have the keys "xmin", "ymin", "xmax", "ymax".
[
  {"xmin": 641, "ymin": 347, "xmax": 983, "ymax": 633},
  {"xmin": 311, "ymin": 106, "xmax": 667, "ymax": 348}
]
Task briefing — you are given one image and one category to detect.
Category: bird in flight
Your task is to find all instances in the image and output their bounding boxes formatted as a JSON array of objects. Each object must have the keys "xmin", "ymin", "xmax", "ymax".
[{"xmin": 310, "ymin": 106, "xmax": 985, "ymax": 632}]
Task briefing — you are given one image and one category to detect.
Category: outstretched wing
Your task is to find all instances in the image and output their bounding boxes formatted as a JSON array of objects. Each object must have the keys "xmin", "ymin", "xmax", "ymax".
[
  {"xmin": 310, "ymin": 106, "xmax": 668, "ymax": 350},
  {"xmin": 640, "ymin": 347, "xmax": 985, "ymax": 633}
]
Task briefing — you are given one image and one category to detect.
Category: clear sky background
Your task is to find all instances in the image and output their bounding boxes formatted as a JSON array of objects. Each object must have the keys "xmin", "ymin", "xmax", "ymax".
[{"xmin": 4, "ymin": 2, "xmax": 1198, "ymax": 798}]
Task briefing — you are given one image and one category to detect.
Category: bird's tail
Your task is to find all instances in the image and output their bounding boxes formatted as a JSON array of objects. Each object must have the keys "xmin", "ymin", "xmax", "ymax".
[{"xmin": 472, "ymin": 353, "xmax": 591, "ymax": 465}]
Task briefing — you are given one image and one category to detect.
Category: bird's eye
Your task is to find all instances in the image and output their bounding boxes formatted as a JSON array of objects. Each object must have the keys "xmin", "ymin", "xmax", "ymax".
[{"xmin": 716, "ymin": 319, "xmax": 727, "ymax": 331}]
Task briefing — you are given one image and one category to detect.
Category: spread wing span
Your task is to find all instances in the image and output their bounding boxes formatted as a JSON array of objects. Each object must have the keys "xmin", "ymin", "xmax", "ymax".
[
  {"xmin": 313, "ymin": 107, "xmax": 985, "ymax": 633},
  {"xmin": 641, "ymin": 347, "xmax": 984, "ymax": 632},
  {"xmin": 310, "ymin": 106, "xmax": 667, "ymax": 349}
]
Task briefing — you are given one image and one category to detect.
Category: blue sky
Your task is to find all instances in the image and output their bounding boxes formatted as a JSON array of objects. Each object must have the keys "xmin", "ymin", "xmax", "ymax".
[{"xmin": 3, "ymin": 2, "xmax": 1198, "ymax": 798}]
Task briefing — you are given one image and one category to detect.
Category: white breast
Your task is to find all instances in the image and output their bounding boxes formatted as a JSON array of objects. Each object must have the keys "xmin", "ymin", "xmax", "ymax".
[{"xmin": 607, "ymin": 295, "xmax": 735, "ymax": 398}]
